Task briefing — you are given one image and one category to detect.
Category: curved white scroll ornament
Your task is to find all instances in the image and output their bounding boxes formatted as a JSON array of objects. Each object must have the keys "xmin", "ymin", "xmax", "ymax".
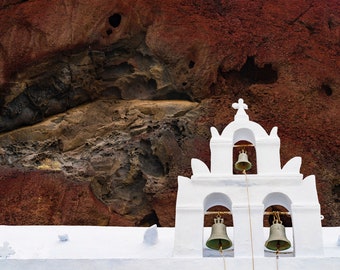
[
  {"xmin": 191, "ymin": 158, "xmax": 210, "ymax": 175},
  {"xmin": 210, "ymin": 126, "xmax": 220, "ymax": 138},
  {"xmin": 270, "ymin": 126, "xmax": 278, "ymax": 137},
  {"xmin": 282, "ymin": 157, "xmax": 302, "ymax": 173}
]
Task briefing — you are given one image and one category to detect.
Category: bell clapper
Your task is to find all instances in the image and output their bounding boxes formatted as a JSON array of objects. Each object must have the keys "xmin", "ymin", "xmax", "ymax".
[
  {"xmin": 275, "ymin": 241, "xmax": 281, "ymax": 270},
  {"xmin": 275, "ymin": 238, "xmax": 281, "ymax": 270},
  {"xmin": 276, "ymin": 242, "xmax": 280, "ymax": 257},
  {"xmin": 276, "ymin": 241, "xmax": 281, "ymax": 252}
]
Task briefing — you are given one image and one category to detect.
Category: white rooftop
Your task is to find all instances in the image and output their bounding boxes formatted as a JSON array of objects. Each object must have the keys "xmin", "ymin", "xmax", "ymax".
[{"xmin": 0, "ymin": 225, "xmax": 339, "ymax": 269}]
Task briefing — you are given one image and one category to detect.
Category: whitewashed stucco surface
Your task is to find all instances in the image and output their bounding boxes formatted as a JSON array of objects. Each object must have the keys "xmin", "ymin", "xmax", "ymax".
[{"xmin": 0, "ymin": 225, "xmax": 339, "ymax": 269}]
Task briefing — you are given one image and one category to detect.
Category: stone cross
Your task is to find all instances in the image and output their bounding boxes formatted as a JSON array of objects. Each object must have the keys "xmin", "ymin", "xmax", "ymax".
[{"xmin": 232, "ymin": 98, "xmax": 249, "ymax": 120}]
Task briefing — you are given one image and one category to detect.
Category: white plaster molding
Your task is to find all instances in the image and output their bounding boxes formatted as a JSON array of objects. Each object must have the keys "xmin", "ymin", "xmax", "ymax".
[
  {"xmin": 282, "ymin": 157, "xmax": 302, "ymax": 173},
  {"xmin": 191, "ymin": 158, "xmax": 210, "ymax": 175}
]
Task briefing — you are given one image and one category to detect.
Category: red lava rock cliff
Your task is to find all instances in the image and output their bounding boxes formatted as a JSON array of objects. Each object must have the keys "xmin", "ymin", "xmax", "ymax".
[{"xmin": 0, "ymin": 0, "xmax": 339, "ymax": 226}]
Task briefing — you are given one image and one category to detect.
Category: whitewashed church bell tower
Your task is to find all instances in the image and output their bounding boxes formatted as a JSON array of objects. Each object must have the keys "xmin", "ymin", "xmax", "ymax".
[{"xmin": 173, "ymin": 98, "xmax": 323, "ymax": 258}]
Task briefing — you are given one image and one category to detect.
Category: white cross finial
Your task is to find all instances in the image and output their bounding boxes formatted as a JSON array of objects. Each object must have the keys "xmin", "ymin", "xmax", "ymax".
[{"xmin": 232, "ymin": 98, "xmax": 249, "ymax": 120}]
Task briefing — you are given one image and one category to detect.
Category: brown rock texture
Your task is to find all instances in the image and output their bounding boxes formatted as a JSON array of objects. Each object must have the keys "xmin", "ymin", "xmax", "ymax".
[
  {"xmin": 0, "ymin": 167, "xmax": 113, "ymax": 225},
  {"xmin": 0, "ymin": 0, "xmax": 339, "ymax": 226}
]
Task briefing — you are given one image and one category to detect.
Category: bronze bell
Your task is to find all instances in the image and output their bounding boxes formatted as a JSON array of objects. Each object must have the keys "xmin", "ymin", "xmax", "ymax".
[
  {"xmin": 206, "ymin": 215, "xmax": 232, "ymax": 250},
  {"xmin": 235, "ymin": 149, "xmax": 252, "ymax": 172},
  {"xmin": 265, "ymin": 215, "xmax": 291, "ymax": 251}
]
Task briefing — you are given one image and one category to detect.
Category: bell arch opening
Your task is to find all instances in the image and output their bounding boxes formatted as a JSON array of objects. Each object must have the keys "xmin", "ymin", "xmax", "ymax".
[{"xmin": 263, "ymin": 192, "xmax": 292, "ymax": 211}]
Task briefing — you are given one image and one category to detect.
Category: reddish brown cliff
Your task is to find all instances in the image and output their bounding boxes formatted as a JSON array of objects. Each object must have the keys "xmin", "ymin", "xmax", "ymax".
[{"xmin": 0, "ymin": 0, "xmax": 339, "ymax": 226}]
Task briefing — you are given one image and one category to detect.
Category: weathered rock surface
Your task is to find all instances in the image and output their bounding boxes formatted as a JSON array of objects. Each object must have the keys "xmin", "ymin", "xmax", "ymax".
[{"xmin": 0, "ymin": 0, "xmax": 339, "ymax": 226}]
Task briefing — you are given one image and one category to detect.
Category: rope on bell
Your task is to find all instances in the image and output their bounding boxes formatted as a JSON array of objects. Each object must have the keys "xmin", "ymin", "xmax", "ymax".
[
  {"xmin": 243, "ymin": 169, "xmax": 255, "ymax": 270},
  {"xmin": 215, "ymin": 216, "xmax": 227, "ymax": 270},
  {"xmin": 205, "ymin": 211, "xmax": 291, "ymax": 216},
  {"xmin": 272, "ymin": 211, "xmax": 281, "ymax": 270},
  {"xmin": 219, "ymin": 245, "xmax": 227, "ymax": 270}
]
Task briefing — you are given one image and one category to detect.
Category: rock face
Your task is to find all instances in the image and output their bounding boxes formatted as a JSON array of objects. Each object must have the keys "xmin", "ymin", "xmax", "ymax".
[{"xmin": 0, "ymin": 0, "xmax": 339, "ymax": 226}]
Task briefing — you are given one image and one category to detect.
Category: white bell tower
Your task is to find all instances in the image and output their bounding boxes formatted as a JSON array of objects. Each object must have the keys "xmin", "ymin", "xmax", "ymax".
[{"xmin": 173, "ymin": 99, "xmax": 323, "ymax": 258}]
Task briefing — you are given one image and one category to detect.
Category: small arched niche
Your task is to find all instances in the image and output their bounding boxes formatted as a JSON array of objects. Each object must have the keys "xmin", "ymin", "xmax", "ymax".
[
  {"xmin": 263, "ymin": 192, "xmax": 292, "ymax": 211},
  {"xmin": 263, "ymin": 193, "xmax": 294, "ymax": 257},
  {"xmin": 203, "ymin": 193, "xmax": 234, "ymax": 257},
  {"xmin": 233, "ymin": 140, "xmax": 257, "ymax": 174}
]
